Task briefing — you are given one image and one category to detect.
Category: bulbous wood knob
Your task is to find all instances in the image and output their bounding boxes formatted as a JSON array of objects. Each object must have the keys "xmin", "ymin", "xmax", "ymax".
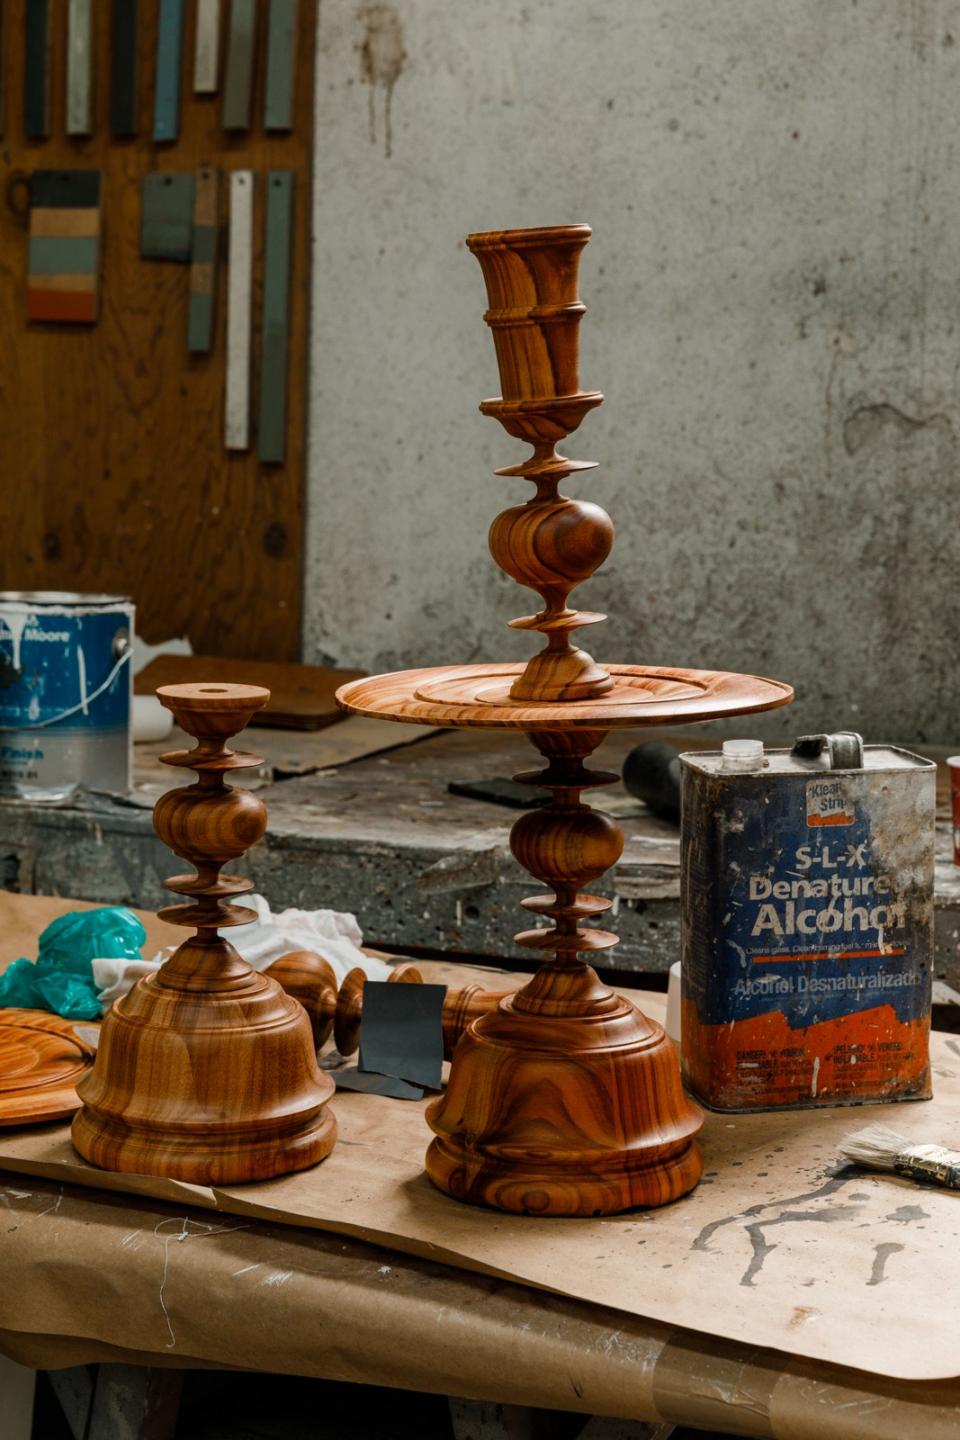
[
  {"xmin": 510, "ymin": 804, "xmax": 623, "ymax": 890},
  {"xmin": 153, "ymin": 785, "xmax": 267, "ymax": 865}
]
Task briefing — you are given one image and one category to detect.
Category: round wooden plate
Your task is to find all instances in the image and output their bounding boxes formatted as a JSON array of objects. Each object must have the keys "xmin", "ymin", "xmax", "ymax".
[
  {"xmin": 0, "ymin": 1009, "xmax": 97, "ymax": 1127},
  {"xmin": 338, "ymin": 662, "xmax": 794, "ymax": 731}
]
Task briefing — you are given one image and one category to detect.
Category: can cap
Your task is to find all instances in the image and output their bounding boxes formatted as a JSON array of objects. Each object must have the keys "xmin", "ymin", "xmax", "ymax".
[{"xmin": 721, "ymin": 739, "xmax": 765, "ymax": 772}]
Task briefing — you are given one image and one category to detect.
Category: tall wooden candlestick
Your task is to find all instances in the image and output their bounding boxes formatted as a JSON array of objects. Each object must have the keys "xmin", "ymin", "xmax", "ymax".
[
  {"xmin": 72, "ymin": 683, "xmax": 337, "ymax": 1184},
  {"xmin": 338, "ymin": 225, "xmax": 793, "ymax": 1215}
]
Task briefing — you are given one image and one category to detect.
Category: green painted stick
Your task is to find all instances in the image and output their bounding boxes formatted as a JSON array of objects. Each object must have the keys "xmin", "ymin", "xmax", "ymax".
[
  {"xmin": 264, "ymin": 0, "xmax": 297, "ymax": 131},
  {"xmin": 24, "ymin": 0, "xmax": 49, "ymax": 139},
  {"xmin": 258, "ymin": 171, "xmax": 294, "ymax": 464},
  {"xmin": 66, "ymin": 0, "xmax": 93, "ymax": 136},
  {"xmin": 223, "ymin": 0, "xmax": 256, "ymax": 131}
]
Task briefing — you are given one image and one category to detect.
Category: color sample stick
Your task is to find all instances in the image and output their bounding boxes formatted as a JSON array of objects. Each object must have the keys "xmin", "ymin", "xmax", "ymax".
[
  {"xmin": 187, "ymin": 166, "xmax": 220, "ymax": 353},
  {"xmin": 23, "ymin": 0, "xmax": 49, "ymax": 140},
  {"xmin": 154, "ymin": 0, "xmax": 184, "ymax": 142},
  {"xmin": 194, "ymin": 0, "xmax": 220, "ymax": 93},
  {"xmin": 66, "ymin": 0, "xmax": 93, "ymax": 136},
  {"xmin": 223, "ymin": 0, "xmax": 256, "ymax": 131},
  {"xmin": 258, "ymin": 171, "xmax": 294, "ymax": 464},
  {"xmin": 0, "ymin": 1, "xmax": 7, "ymax": 140},
  {"xmin": 109, "ymin": 0, "xmax": 139, "ymax": 137},
  {"xmin": 264, "ymin": 0, "xmax": 297, "ymax": 131},
  {"xmin": 141, "ymin": 172, "xmax": 195, "ymax": 262},
  {"xmin": 27, "ymin": 170, "xmax": 101, "ymax": 324},
  {"xmin": 225, "ymin": 171, "xmax": 254, "ymax": 449}
]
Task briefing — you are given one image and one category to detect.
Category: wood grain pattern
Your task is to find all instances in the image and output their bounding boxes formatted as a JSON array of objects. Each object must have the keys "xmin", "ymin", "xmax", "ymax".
[
  {"xmin": 72, "ymin": 682, "xmax": 337, "ymax": 1183},
  {"xmin": 0, "ymin": 1008, "xmax": 95, "ymax": 1126},
  {"xmin": 264, "ymin": 948, "xmax": 338, "ymax": 1048},
  {"xmin": 337, "ymin": 663, "xmax": 794, "ymax": 732},
  {"xmin": 467, "ymin": 225, "xmax": 610, "ymax": 704},
  {"xmin": 338, "ymin": 225, "xmax": 794, "ymax": 1216},
  {"xmin": 425, "ymin": 727, "xmax": 704, "ymax": 1216},
  {"xmin": 0, "ymin": 0, "xmax": 316, "ymax": 660}
]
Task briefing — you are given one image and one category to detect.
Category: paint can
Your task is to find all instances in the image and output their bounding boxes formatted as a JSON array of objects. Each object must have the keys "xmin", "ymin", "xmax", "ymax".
[
  {"xmin": 0, "ymin": 593, "xmax": 133, "ymax": 803},
  {"xmin": 947, "ymin": 756, "xmax": 960, "ymax": 867},
  {"xmin": 680, "ymin": 733, "xmax": 935, "ymax": 1112}
]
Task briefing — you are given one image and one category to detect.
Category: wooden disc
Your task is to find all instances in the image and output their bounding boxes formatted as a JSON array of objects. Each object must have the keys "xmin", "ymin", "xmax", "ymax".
[
  {"xmin": 0, "ymin": 1009, "xmax": 96, "ymax": 1127},
  {"xmin": 337, "ymin": 663, "xmax": 793, "ymax": 731}
]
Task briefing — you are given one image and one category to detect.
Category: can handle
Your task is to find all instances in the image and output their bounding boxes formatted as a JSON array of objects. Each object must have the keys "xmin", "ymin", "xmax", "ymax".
[
  {"xmin": 792, "ymin": 731, "xmax": 864, "ymax": 770},
  {"xmin": 0, "ymin": 643, "xmax": 131, "ymax": 732}
]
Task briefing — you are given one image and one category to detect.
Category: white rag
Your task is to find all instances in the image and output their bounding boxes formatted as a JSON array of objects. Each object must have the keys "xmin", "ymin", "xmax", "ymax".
[{"xmin": 92, "ymin": 893, "xmax": 391, "ymax": 1013}]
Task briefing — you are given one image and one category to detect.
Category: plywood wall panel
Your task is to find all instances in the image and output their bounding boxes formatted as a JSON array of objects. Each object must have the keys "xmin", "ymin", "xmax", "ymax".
[{"xmin": 0, "ymin": 0, "xmax": 314, "ymax": 660}]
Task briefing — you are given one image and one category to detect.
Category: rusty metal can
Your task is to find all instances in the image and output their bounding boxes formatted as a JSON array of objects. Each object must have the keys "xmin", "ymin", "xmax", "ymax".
[{"xmin": 680, "ymin": 733, "xmax": 935, "ymax": 1112}]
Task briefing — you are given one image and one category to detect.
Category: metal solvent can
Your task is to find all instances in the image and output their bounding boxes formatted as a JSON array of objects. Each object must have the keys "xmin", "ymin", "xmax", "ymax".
[{"xmin": 680, "ymin": 733, "xmax": 935, "ymax": 1112}]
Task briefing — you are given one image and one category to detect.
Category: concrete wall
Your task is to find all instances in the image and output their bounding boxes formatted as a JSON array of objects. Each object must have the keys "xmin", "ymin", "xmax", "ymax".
[{"xmin": 306, "ymin": 0, "xmax": 960, "ymax": 744}]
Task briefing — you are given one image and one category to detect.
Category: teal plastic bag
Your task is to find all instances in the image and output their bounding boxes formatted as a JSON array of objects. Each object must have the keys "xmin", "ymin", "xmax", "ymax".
[{"xmin": 0, "ymin": 907, "xmax": 146, "ymax": 1020}]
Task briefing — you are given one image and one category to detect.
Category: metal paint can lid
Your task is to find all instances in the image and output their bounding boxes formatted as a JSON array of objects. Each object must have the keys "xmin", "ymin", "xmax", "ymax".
[{"xmin": 721, "ymin": 739, "xmax": 765, "ymax": 772}]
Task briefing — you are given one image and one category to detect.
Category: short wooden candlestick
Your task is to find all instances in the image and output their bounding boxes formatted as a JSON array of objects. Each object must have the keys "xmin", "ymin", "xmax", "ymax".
[
  {"xmin": 337, "ymin": 225, "xmax": 793, "ymax": 1216},
  {"xmin": 72, "ymin": 683, "xmax": 337, "ymax": 1184}
]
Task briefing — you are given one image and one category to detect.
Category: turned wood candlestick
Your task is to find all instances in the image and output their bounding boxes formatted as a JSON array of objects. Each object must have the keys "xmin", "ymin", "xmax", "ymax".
[
  {"xmin": 337, "ymin": 225, "xmax": 794, "ymax": 1216},
  {"xmin": 72, "ymin": 683, "xmax": 337, "ymax": 1184}
]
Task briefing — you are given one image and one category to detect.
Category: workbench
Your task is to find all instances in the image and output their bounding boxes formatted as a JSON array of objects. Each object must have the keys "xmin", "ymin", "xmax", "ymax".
[
  {"xmin": 0, "ymin": 722, "xmax": 957, "ymax": 983},
  {"xmin": 3, "ymin": 891, "xmax": 960, "ymax": 1440},
  {"xmin": 2, "ymin": 1168, "xmax": 959, "ymax": 1440}
]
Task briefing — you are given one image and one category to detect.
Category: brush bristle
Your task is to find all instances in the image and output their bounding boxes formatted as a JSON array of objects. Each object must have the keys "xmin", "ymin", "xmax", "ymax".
[{"xmin": 838, "ymin": 1124, "xmax": 909, "ymax": 1170}]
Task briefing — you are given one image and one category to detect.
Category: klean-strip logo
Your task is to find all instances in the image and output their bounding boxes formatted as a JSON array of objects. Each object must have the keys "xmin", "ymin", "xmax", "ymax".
[{"xmin": 806, "ymin": 777, "xmax": 855, "ymax": 827}]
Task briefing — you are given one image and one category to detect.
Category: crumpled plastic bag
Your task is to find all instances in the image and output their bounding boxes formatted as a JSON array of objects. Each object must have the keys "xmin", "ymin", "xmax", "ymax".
[{"xmin": 0, "ymin": 907, "xmax": 146, "ymax": 1020}]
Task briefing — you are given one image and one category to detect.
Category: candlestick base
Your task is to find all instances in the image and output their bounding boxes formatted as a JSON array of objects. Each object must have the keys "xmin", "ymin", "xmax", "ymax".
[{"xmin": 425, "ymin": 963, "xmax": 703, "ymax": 1217}]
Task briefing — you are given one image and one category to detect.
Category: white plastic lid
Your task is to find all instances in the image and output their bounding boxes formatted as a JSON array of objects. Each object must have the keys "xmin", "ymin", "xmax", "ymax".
[{"xmin": 721, "ymin": 739, "xmax": 765, "ymax": 772}]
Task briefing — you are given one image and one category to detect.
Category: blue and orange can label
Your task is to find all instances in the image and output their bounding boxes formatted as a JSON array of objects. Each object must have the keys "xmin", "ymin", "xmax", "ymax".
[{"xmin": 680, "ymin": 744, "xmax": 936, "ymax": 1111}]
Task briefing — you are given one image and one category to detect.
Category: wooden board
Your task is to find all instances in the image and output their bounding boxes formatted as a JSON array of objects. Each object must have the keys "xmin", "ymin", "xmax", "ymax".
[
  {"xmin": 0, "ymin": 0, "xmax": 316, "ymax": 661},
  {"xmin": 0, "ymin": 1008, "xmax": 95, "ymax": 1126},
  {"xmin": 135, "ymin": 653, "xmax": 365, "ymax": 730}
]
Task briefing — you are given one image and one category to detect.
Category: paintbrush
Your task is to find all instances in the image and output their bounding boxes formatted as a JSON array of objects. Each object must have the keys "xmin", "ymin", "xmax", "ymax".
[{"xmin": 838, "ymin": 1125, "xmax": 960, "ymax": 1189}]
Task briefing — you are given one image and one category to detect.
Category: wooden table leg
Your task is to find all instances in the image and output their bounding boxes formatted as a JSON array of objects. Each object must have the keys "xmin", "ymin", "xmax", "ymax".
[
  {"xmin": 578, "ymin": 1420, "xmax": 675, "ymax": 1439},
  {"xmin": 47, "ymin": 1366, "xmax": 94, "ymax": 1439},
  {"xmin": 87, "ymin": 1364, "xmax": 184, "ymax": 1440},
  {"xmin": 449, "ymin": 1398, "xmax": 539, "ymax": 1439},
  {"xmin": 449, "ymin": 1402, "xmax": 675, "ymax": 1440},
  {"xmin": 0, "ymin": 1353, "xmax": 35, "ymax": 1440}
]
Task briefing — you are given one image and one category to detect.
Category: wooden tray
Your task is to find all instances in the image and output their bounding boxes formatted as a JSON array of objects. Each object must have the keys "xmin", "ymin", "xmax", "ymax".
[{"xmin": 0, "ymin": 1010, "xmax": 97, "ymax": 1127}]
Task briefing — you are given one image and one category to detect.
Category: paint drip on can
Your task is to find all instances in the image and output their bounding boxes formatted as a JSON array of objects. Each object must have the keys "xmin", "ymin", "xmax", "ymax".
[
  {"xmin": 680, "ymin": 732, "xmax": 935, "ymax": 1112},
  {"xmin": 0, "ymin": 593, "xmax": 133, "ymax": 802}
]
